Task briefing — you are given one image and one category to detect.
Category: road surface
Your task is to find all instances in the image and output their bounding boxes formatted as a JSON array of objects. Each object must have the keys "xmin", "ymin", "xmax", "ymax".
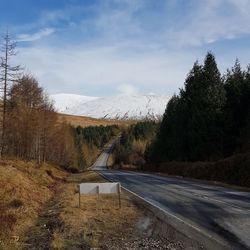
[
  {"xmin": 92, "ymin": 143, "xmax": 250, "ymax": 249},
  {"xmin": 92, "ymin": 140, "xmax": 115, "ymax": 170}
]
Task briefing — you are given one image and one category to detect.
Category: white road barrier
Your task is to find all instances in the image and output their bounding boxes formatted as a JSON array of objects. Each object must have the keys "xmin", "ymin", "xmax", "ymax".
[{"xmin": 78, "ymin": 182, "xmax": 121, "ymax": 208}]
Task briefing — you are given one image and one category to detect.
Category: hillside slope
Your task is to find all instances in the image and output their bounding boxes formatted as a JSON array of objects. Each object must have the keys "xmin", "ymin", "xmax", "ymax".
[
  {"xmin": 50, "ymin": 93, "xmax": 99, "ymax": 113},
  {"xmin": 57, "ymin": 113, "xmax": 133, "ymax": 128},
  {"xmin": 0, "ymin": 161, "xmax": 67, "ymax": 248},
  {"xmin": 51, "ymin": 93, "xmax": 169, "ymax": 120}
]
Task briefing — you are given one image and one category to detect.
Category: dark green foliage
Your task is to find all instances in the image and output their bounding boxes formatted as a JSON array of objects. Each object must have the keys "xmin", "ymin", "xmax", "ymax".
[
  {"xmin": 72, "ymin": 124, "xmax": 119, "ymax": 169},
  {"xmin": 119, "ymin": 130, "xmax": 133, "ymax": 152},
  {"xmin": 113, "ymin": 141, "xmax": 131, "ymax": 166},
  {"xmin": 114, "ymin": 121, "xmax": 158, "ymax": 167},
  {"xmin": 148, "ymin": 52, "xmax": 227, "ymax": 162},
  {"xmin": 146, "ymin": 95, "xmax": 188, "ymax": 162},
  {"xmin": 129, "ymin": 121, "xmax": 158, "ymax": 141},
  {"xmin": 73, "ymin": 125, "xmax": 119, "ymax": 149},
  {"xmin": 144, "ymin": 52, "xmax": 250, "ymax": 186},
  {"xmin": 147, "ymin": 52, "xmax": 250, "ymax": 165},
  {"xmin": 223, "ymin": 60, "xmax": 250, "ymax": 155},
  {"xmin": 184, "ymin": 54, "xmax": 226, "ymax": 160}
]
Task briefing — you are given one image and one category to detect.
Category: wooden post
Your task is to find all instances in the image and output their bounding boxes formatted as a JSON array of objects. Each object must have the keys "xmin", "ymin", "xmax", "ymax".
[
  {"xmin": 78, "ymin": 185, "xmax": 81, "ymax": 208},
  {"xmin": 96, "ymin": 185, "xmax": 100, "ymax": 211},
  {"xmin": 118, "ymin": 183, "xmax": 121, "ymax": 209}
]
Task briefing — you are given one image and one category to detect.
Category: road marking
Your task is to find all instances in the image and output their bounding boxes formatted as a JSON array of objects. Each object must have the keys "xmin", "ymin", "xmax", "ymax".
[
  {"xmin": 92, "ymin": 143, "xmax": 250, "ymax": 250},
  {"xmin": 106, "ymin": 170, "xmax": 250, "ymax": 213},
  {"xmin": 97, "ymin": 170, "xmax": 228, "ymax": 248}
]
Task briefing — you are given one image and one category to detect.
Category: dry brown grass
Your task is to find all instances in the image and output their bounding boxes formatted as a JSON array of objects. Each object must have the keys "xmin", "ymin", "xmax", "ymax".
[
  {"xmin": 0, "ymin": 165, "xmax": 144, "ymax": 249},
  {"xmin": 82, "ymin": 143, "xmax": 101, "ymax": 168},
  {"xmin": 132, "ymin": 139, "xmax": 147, "ymax": 156},
  {"xmin": 50, "ymin": 171, "xmax": 140, "ymax": 249},
  {"xmin": 0, "ymin": 160, "xmax": 68, "ymax": 249},
  {"xmin": 57, "ymin": 113, "xmax": 133, "ymax": 128},
  {"xmin": 107, "ymin": 154, "xmax": 114, "ymax": 169}
]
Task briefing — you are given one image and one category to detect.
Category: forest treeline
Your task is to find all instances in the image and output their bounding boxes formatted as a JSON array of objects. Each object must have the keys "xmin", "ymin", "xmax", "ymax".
[
  {"xmin": 146, "ymin": 52, "xmax": 250, "ymax": 187},
  {"xmin": 0, "ymin": 33, "xmax": 118, "ymax": 171},
  {"xmin": 113, "ymin": 53, "xmax": 250, "ymax": 187},
  {"xmin": 113, "ymin": 121, "xmax": 158, "ymax": 168},
  {"xmin": 72, "ymin": 125, "xmax": 119, "ymax": 169},
  {"xmin": 1, "ymin": 74, "xmax": 76, "ymax": 166},
  {"xmin": 0, "ymin": 74, "xmax": 118, "ymax": 171},
  {"xmin": 146, "ymin": 52, "xmax": 250, "ymax": 162}
]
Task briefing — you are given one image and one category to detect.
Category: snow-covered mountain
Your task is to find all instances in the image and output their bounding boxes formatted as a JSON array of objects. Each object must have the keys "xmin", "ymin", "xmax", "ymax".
[
  {"xmin": 50, "ymin": 93, "xmax": 99, "ymax": 113},
  {"xmin": 51, "ymin": 93, "xmax": 169, "ymax": 120}
]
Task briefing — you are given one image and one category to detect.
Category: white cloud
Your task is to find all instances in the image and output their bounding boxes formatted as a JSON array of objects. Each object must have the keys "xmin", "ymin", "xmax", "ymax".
[
  {"xmin": 16, "ymin": 44, "xmax": 191, "ymax": 96},
  {"xmin": 117, "ymin": 84, "xmax": 138, "ymax": 95},
  {"xmin": 11, "ymin": 0, "xmax": 250, "ymax": 97},
  {"xmin": 167, "ymin": 0, "xmax": 250, "ymax": 47},
  {"xmin": 17, "ymin": 28, "xmax": 55, "ymax": 42}
]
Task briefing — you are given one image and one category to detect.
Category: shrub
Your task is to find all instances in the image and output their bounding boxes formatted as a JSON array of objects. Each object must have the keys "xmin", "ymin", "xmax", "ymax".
[{"xmin": 144, "ymin": 151, "xmax": 250, "ymax": 187}]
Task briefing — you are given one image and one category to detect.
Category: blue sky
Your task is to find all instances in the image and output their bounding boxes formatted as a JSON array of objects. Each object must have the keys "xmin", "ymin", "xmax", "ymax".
[{"xmin": 1, "ymin": 0, "xmax": 250, "ymax": 96}]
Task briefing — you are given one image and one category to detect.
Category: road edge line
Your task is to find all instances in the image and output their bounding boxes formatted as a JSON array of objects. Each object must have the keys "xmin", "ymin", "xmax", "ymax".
[{"xmin": 96, "ymin": 170, "xmax": 230, "ymax": 250}]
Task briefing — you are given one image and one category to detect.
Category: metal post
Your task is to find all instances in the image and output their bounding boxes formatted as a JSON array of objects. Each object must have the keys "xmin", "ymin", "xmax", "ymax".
[
  {"xmin": 97, "ymin": 185, "xmax": 100, "ymax": 211},
  {"xmin": 78, "ymin": 185, "xmax": 81, "ymax": 208},
  {"xmin": 118, "ymin": 183, "xmax": 121, "ymax": 209}
]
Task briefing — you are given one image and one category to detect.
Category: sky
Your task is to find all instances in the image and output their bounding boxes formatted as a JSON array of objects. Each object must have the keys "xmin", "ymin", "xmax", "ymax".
[{"xmin": 0, "ymin": 0, "xmax": 250, "ymax": 97}]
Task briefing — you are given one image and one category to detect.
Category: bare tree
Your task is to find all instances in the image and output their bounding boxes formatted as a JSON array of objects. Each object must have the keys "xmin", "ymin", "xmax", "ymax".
[{"xmin": 0, "ymin": 30, "xmax": 21, "ymax": 157}]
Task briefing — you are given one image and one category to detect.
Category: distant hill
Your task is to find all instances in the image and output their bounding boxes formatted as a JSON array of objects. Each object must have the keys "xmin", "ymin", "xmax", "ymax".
[
  {"xmin": 51, "ymin": 93, "xmax": 169, "ymax": 120},
  {"xmin": 50, "ymin": 93, "xmax": 99, "ymax": 112},
  {"xmin": 57, "ymin": 113, "xmax": 133, "ymax": 128}
]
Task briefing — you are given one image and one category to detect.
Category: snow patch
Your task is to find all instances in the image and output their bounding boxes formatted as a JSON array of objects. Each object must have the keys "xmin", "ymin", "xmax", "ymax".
[{"xmin": 50, "ymin": 93, "xmax": 169, "ymax": 120}]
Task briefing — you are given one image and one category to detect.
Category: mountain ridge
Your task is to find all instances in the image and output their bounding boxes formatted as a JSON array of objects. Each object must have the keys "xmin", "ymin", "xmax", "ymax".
[{"xmin": 51, "ymin": 93, "xmax": 169, "ymax": 120}]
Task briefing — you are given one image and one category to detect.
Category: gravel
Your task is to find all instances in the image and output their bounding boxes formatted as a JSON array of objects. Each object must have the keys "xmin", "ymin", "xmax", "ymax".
[{"xmin": 102, "ymin": 236, "xmax": 183, "ymax": 250}]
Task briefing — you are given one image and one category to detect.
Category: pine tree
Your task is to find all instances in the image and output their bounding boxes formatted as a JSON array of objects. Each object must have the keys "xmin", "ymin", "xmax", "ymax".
[
  {"xmin": 183, "ymin": 53, "xmax": 226, "ymax": 160},
  {"xmin": 148, "ymin": 52, "xmax": 226, "ymax": 163},
  {"xmin": 224, "ymin": 60, "xmax": 250, "ymax": 154},
  {"xmin": 146, "ymin": 94, "xmax": 187, "ymax": 162}
]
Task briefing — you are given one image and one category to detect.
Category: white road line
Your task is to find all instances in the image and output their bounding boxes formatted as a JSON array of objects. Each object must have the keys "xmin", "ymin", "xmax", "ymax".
[
  {"xmin": 97, "ymin": 170, "xmax": 227, "ymax": 248},
  {"xmin": 106, "ymin": 170, "xmax": 250, "ymax": 213}
]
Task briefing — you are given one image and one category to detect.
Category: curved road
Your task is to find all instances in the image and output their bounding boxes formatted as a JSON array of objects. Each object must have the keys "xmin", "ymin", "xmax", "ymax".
[{"xmin": 92, "ymin": 143, "xmax": 250, "ymax": 250}]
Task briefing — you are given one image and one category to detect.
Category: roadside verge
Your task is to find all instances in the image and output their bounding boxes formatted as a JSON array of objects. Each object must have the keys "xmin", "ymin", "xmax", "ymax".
[{"xmin": 96, "ymin": 171, "xmax": 230, "ymax": 250}]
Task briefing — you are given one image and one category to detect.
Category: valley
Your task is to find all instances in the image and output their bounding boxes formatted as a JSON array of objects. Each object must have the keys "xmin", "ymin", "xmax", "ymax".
[{"xmin": 1, "ymin": 3, "xmax": 250, "ymax": 248}]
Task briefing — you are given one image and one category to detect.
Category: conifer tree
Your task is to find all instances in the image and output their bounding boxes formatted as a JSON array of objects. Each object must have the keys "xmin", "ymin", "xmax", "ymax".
[
  {"xmin": 183, "ymin": 53, "xmax": 226, "ymax": 160},
  {"xmin": 224, "ymin": 60, "xmax": 250, "ymax": 154},
  {"xmin": 148, "ymin": 52, "xmax": 226, "ymax": 162}
]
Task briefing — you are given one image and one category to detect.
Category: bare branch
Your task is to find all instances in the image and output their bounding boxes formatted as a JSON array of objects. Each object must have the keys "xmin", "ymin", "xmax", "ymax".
[{"xmin": 0, "ymin": 30, "xmax": 22, "ymax": 157}]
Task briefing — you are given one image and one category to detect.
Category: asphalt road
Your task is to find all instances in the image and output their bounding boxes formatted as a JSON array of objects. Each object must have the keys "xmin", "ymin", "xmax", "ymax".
[
  {"xmin": 91, "ymin": 140, "xmax": 115, "ymax": 170},
  {"xmin": 93, "ymin": 143, "xmax": 250, "ymax": 250}
]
